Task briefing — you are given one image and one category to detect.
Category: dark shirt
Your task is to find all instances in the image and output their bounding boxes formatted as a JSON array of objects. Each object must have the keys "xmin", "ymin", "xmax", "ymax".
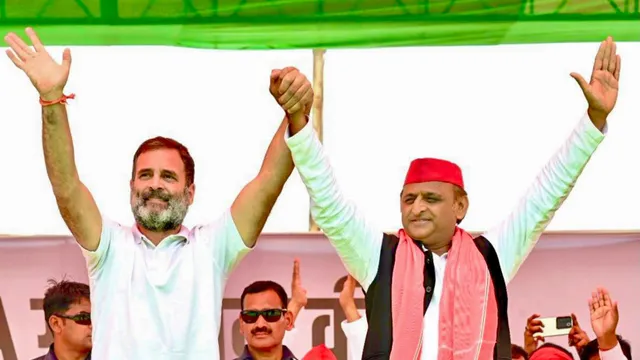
[
  {"xmin": 234, "ymin": 345, "xmax": 297, "ymax": 360},
  {"xmin": 31, "ymin": 344, "xmax": 92, "ymax": 360}
]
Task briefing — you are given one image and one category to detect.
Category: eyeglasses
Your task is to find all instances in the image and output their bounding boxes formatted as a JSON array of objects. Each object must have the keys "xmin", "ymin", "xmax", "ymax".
[
  {"xmin": 54, "ymin": 312, "xmax": 91, "ymax": 326},
  {"xmin": 240, "ymin": 309, "xmax": 286, "ymax": 324}
]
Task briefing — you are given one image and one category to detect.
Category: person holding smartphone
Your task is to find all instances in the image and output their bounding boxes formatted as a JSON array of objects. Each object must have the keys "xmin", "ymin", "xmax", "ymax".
[{"xmin": 524, "ymin": 288, "xmax": 630, "ymax": 360}]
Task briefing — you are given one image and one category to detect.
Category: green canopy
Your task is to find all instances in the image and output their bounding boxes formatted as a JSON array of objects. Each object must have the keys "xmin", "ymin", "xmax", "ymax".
[{"xmin": 1, "ymin": 0, "xmax": 638, "ymax": 48}]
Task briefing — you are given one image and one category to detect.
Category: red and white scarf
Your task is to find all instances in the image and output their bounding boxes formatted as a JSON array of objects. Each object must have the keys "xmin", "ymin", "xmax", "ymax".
[{"xmin": 390, "ymin": 227, "xmax": 499, "ymax": 360}]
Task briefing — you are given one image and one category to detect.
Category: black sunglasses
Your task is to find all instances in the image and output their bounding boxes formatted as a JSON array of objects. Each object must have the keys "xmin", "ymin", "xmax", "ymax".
[
  {"xmin": 240, "ymin": 309, "xmax": 287, "ymax": 324},
  {"xmin": 55, "ymin": 312, "xmax": 91, "ymax": 326}
]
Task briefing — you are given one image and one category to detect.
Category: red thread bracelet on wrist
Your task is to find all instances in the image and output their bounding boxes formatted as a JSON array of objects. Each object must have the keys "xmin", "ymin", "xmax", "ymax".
[{"xmin": 39, "ymin": 93, "xmax": 75, "ymax": 106}]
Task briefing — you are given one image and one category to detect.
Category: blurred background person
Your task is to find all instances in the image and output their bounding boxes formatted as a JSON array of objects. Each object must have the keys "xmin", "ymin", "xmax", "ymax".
[
  {"xmin": 236, "ymin": 280, "xmax": 298, "ymax": 360},
  {"xmin": 512, "ymin": 344, "xmax": 529, "ymax": 360},
  {"xmin": 524, "ymin": 287, "xmax": 630, "ymax": 360},
  {"xmin": 235, "ymin": 259, "xmax": 308, "ymax": 360},
  {"xmin": 338, "ymin": 274, "xmax": 366, "ymax": 360},
  {"xmin": 32, "ymin": 280, "xmax": 92, "ymax": 360}
]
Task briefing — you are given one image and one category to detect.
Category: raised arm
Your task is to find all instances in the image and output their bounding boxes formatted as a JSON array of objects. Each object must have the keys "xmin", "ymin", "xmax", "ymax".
[
  {"xmin": 5, "ymin": 28, "xmax": 102, "ymax": 251},
  {"xmin": 287, "ymin": 259, "xmax": 307, "ymax": 327},
  {"xmin": 229, "ymin": 68, "xmax": 313, "ymax": 248},
  {"xmin": 285, "ymin": 116, "xmax": 383, "ymax": 291},
  {"xmin": 589, "ymin": 287, "xmax": 627, "ymax": 360},
  {"xmin": 482, "ymin": 37, "xmax": 620, "ymax": 283},
  {"xmin": 339, "ymin": 275, "xmax": 368, "ymax": 360},
  {"xmin": 339, "ymin": 275, "xmax": 362, "ymax": 323}
]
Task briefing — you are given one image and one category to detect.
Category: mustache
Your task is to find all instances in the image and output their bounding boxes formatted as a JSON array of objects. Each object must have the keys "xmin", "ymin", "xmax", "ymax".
[
  {"xmin": 140, "ymin": 188, "xmax": 171, "ymax": 202},
  {"xmin": 251, "ymin": 326, "xmax": 271, "ymax": 335}
]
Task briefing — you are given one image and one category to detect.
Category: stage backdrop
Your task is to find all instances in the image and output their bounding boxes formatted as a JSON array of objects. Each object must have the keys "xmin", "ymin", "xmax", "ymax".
[
  {"xmin": 0, "ymin": 42, "xmax": 639, "ymax": 237},
  {"xmin": 0, "ymin": 233, "xmax": 638, "ymax": 360}
]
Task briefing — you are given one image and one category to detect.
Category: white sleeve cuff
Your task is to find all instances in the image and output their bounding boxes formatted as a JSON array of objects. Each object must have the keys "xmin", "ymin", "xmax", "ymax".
[
  {"xmin": 284, "ymin": 119, "xmax": 315, "ymax": 149},
  {"xmin": 599, "ymin": 342, "xmax": 626, "ymax": 360},
  {"xmin": 341, "ymin": 316, "xmax": 368, "ymax": 360},
  {"xmin": 578, "ymin": 112, "xmax": 607, "ymax": 143}
]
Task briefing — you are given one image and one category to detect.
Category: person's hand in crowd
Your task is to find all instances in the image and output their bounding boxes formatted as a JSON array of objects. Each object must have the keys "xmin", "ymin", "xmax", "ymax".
[
  {"xmin": 339, "ymin": 274, "xmax": 361, "ymax": 322},
  {"xmin": 287, "ymin": 259, "xmax": 307, "ymax": 329},
  {"xmin": 568, "ymin": 313, "xmax": 590, "ymax": 354},
  {"xmin": 524, "ymin": 313, "xmax": 545, "ymax": 355},
  {"xmin": 589, "ymin": 287, "xmax": 619, "ymax": 350}
]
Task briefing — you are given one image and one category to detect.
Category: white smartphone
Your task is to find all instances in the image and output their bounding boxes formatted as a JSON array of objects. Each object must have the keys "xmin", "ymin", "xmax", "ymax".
[{"xmin": 534, "ymin": 316, "xmax": 573, "ymax": 337}]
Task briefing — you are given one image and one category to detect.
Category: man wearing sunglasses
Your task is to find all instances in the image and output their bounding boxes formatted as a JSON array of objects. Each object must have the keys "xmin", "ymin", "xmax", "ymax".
[
  {"xmin": 32, "ymin": 280, "xmax": 92, "ymax": 360},
  {"xmin": 237, "ymin": 280, "xmax": 298, "ymax": 360}
]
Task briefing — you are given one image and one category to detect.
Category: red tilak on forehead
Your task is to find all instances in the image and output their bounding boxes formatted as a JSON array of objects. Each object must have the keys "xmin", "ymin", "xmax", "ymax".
[{"xmin": 404, "ymin": 158, "xmax": 464, "ymax": 189}]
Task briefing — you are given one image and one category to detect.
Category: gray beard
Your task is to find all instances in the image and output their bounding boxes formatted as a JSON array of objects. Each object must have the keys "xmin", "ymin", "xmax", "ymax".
[{"xmin": 131, "ymin": 188, "xmax": 189, "ymax": 232}]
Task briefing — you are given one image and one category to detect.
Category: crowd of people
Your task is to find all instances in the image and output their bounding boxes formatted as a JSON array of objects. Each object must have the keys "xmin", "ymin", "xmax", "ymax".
[
  {"xmin": 34, "ymin": 261, "xmax": 632, "ymax": 360},
  {"xmin": 336, "ymin": 275, "xmax": 632, "ymax": 360},
  {"xmin": 3, "ymin": 26, "xmax": 631, "ymax": 360}
]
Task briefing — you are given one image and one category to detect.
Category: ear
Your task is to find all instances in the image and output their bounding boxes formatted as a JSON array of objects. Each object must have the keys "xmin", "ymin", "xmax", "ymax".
[
  {"xmin": 284, "ymin": 311, "xmax": 294, "ymax": 331},
  {"xmin": 454, "ymin": 194, "xmax": 469, "ymax": 223},
  {"xmin": 48, "ymin": 316, "xmax": 62, "ymax": 334},
  {"xmin": 129, "ymin": 179, "xmax": 134, "ymax": 192},
  {"xmin": 238, "ymin": 315, "xmax": 246, "ymax": 335},
  {"xmin": 187, "ymin": 183, "xmax": 195, "ymax": 205}
]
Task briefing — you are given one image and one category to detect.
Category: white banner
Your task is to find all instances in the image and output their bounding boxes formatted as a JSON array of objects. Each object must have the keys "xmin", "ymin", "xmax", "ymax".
[{"xmin": 0, "ymin": 43, "xmax": 638, "ymax": 235}]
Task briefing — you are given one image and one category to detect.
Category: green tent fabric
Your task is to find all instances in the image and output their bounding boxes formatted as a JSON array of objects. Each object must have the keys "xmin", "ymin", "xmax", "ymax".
[{"xmin": 1, "ymin": 0, "xmax": 638, "ymax": 48}]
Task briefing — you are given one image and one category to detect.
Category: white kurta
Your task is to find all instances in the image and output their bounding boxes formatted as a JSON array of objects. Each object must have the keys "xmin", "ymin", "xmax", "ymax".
[{"xmin": 286, "ymin": 114, "xmax": 606, "ymax": 360}]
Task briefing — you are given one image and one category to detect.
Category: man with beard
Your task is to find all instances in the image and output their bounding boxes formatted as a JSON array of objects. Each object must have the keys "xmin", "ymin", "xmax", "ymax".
[
  {"xmin": 284, "ymin": 37, "xmax": 620, "ymax": 360},
  {"xmin": 4, "ymin": 28, "xmax": 312, "ymax": 359}
]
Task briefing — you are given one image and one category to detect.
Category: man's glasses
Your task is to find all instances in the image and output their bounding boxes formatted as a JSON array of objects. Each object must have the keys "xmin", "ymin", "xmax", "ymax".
[
  {"xmin": 240, "ymin": 309, "xmax": 286, "ymax": 324},
  {"xmin": 54, "ymin": 312, "xmax": 91, "ymax": 326}
]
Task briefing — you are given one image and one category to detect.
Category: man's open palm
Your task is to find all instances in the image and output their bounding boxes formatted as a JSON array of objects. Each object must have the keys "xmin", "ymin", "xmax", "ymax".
[
  {"xmin": 589, "ymin": 287, "xmax": 619, "ymax": 338},
  {"xmin": 4, "ymin": 27, "xmax": 71, "ymax": 99},
  {"xmin": 570, "ymin": 36, "xmax": 620, "ymax": 125}
]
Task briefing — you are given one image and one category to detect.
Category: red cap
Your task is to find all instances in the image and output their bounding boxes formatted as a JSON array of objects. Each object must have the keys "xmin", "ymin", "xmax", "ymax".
[
  {"xmin": 404, "ymin": 158, "xmax": 464, "ymax": 189},
  {"xmin": 529, "ymin": 346, "xmax": 573, "ymax": 360},
  {"xmin": 302, "ymin": 345, "xmax": 337, "ymax": 360}
]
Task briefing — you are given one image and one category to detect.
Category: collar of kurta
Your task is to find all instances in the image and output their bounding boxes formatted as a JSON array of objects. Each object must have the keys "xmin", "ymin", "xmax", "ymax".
[
  {"xmin": 237, "ymin": 345, "xmax": 298, "ymax": 360},
  {"xmin": 420, "ymin": 242, "xmax": 448, "ymax": 259},
  {"xmin": 131, "ymin": 223, "xmax": 190, "ymax": 245}
]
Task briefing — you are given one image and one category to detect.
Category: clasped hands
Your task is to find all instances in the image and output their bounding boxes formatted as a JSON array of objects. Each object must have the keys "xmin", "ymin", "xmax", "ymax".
[{"xmin": 269, "ymin": 67, "xmax": 313, "ymax": 120}]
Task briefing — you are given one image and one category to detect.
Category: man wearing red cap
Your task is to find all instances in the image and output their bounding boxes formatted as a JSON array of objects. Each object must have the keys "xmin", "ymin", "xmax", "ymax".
[
  {"xmin": 284, "ymin": 37, "xmax": 620, "ymax": 360},
  {"xmin": 528, "ymin": 343, "xmax": 575, "ymax": 360}
]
